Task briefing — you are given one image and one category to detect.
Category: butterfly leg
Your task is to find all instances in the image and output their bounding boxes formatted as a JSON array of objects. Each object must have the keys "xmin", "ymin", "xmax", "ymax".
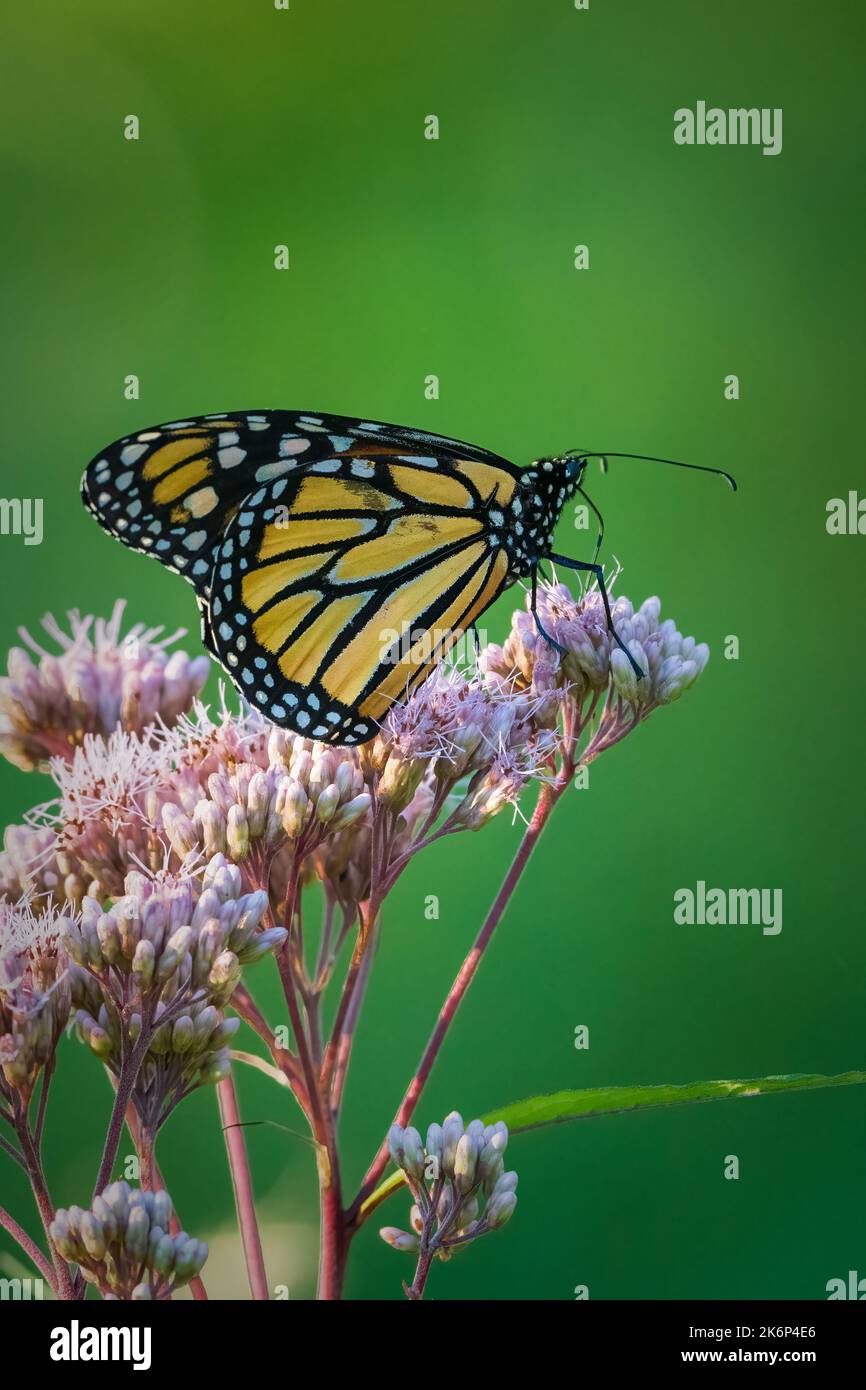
[
  {"xmin": 529, "ymin": 567, "xmax": 569, "ymax": 657},
  {"xmin": 547, "ymin": 553, "xmax": 644, "ymax": 679}
]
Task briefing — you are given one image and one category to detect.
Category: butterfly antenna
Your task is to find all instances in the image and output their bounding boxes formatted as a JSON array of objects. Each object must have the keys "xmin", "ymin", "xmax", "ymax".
[
  {"xmin": 575, "ymin": 484, "xmax": 605, "ymax": 563},
  {"xmin": 575, "ymin": 451, "xmax": 737, "ymax": 491}
]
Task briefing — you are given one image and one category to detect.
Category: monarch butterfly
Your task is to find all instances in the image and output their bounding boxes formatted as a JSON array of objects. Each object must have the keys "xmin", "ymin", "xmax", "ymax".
[{"xmin": 81, "ymin": 410, "xmax": 734, "ymax": 745}]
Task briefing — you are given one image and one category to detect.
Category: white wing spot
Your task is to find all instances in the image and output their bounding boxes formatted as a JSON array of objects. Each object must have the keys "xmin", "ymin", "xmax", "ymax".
[
  {"xmin": 255, "ymin": 461, "xmax": 294, "ymax": 482},
  {"xmin": 218, "ymin": 446, "xmax": 246, "ymax": 469},
  {"xmin": 279, "ymin": 436, "xmax": 311, "ymax": 456},
  {"xmin": 120, "ymin": 444, "xmax": 148, "ymax": 466},
  {"xmin": 185, "ymin": 486, "xmax": 219, "ymax": 517}
]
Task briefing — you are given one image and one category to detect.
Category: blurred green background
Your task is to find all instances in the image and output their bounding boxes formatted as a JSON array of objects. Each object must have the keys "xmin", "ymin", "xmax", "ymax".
[{"xmin": 2, "ymin": 0, "xmax": 865, "ymax": 1300}]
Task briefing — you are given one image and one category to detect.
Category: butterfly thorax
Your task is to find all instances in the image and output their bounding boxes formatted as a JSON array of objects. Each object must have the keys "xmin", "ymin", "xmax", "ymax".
[{"xmin": 499, "ymin": 458, "xmax": 577, "ymax": 579}]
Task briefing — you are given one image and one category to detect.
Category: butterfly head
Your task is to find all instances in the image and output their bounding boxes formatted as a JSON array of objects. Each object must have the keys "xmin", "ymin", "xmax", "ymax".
[{"xmin": 562, "ymin": 453, "xmax": 590, "ymax": 487}]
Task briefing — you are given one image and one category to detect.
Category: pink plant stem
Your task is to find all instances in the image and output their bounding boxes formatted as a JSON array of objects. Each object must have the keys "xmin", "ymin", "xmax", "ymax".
[
  {"xmin": 128, "ymin": 1111, "xmax": 157, "ymax": 1192},
  {"xmin": 316, "ymin": 910, "xmax": 385, "ymax": 1297},
  {"xmin": 231, "ymin": 982, "xmax": 309, "ymax": 1107},
  {"xmin": 34, "ymin": 1056, "xmax": 55, "ymax": 1146},
  {"xmin": 92, "ymin": 1031, "xmax": 150, "ymax": 1201},
  {"xmin": 277, "ymin": 946, "xmax": 323, "ymax": 1129},
  {"xmin": 321, "ymin": 895, "xmax": 379, "ymax": 1094},
  {"xmin": 0, "ymin": 1203, "xmax": 58, "ymax": 1293},
  {"xmin": 405, "ymin": 1243, "xmax": 435, "ymax": 1301},
  {"xmin": 330, "ymin": 932, "xmax": 376, "ymax": 1112},
  {"xmin": 279, "ymin": 863, "xmax": 325, "ymax": 1134},
  {"xmin": 314, "ymin": 906, "xmax": 381, "ymax": 1298},
  {"xmin": 217, "ymin": 1071, "xmax": 270, "ymax": 1301},
  {"xmin": 164, "ymin": 1182, "xmax": 209, "ymax": 1300},
  {"xmin": 320, "ymin": 934, "xmax": 365, "ymax": 1089},
  {"xmin": 316, "ymin": 1136, "xmax": 346, "ymax": 1301},
  {"xmin": 123, "ymin": 1099, "xmax": 209, "ymax": 1300},
  {"xmin": 277, "ymin": 854, "xmax": 351, "ymax": 1298},
  {"xmin": 17, "ymin": 1120, "xmax": 78, "ymax": 1299},
  {"xmin": 350, "ymin": 779, "xmax": 558, "ymax": 1222}
]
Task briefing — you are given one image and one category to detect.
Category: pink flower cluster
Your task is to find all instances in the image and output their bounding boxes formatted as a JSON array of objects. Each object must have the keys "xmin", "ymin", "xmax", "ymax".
[{"xmin": 0, "ymin": 600, "xmax": 209, "ymax": 771}]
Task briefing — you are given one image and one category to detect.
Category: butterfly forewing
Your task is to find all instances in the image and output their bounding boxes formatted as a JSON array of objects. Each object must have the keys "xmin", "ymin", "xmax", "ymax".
[
  {"xmin": 81, "ymin": 410, "xmax": 513, "ymax": 599},
  {"xmin": 204, "ymin": 451, "xmax": 516, "ymax": 743},
  {"xmin": 82, "ymin": 411, "xmax": 520, "ymax": 743}
]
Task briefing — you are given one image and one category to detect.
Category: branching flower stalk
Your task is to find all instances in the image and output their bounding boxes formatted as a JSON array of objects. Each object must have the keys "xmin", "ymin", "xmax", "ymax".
[
  {"xmin": 63, "ymin": 855, "xmax": 286, "ymax": 1199},
  {"xmin": 0, "ymin": 584, "xmax": 709, "ymax": 1299},
  {"xmin": 0, "ymin": 895, "xmax": 79, "ymax": 1297}
]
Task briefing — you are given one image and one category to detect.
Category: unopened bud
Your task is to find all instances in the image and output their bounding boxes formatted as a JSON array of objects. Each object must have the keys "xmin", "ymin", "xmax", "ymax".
[
  {"xmin": 125, "ymin": 1205, "xmax": 151, "ymax": 1261},
  {"xmin": 131, "ymin": 939, "xmax": 155, "ymax": 990},
  {"xmin": 329, "ymin": 792, "xmax": 372, "ymax": 832},
  {"xmin": 281, "ymin": 783, "xmax": 309, "ymax": 838},
  {"xmin": 313, "ymin": 784, "xmax": 340, "ymax": 825},
  {"xmin": 485, "ymin": 1189, "xmax": 517, "ymax": 1228},
  {"xmin": 453, "ymin": 1133, "xmax": 478, "ymax": 1195},
  {"xmin": 379, "ymin": 1226, "xmax": 419, "ymax": 1253},
  {"xmin": 226, "ymin": 804, "xmax": 250, "ymax": 860},
  {"xmin": 401, "ymin": 1126, "xmax": 426, "ymax": 1180},
  {"xmin": 387, "ymin": 1124, "xmax": 405, "ymax": 1167}
]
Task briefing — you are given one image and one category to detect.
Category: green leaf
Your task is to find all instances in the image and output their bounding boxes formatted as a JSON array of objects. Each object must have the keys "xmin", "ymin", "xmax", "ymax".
[
  {"xmin": 359, "ymin": 1169, "xmax": 406, "ymax": 1218},
  {"xmin": 358, "ymin": 1070, "xmax": 866, "ymax": 1223},
  {"xmin": 481, "ymin": 1071, "xmax": 866, "ymax": 1133}
]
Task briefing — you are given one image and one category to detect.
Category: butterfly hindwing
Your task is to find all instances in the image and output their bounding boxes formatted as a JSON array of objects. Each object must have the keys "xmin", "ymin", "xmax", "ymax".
[{"xmin": 203, "ymin": 450, "xmax": 517, "ymax": 743}]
